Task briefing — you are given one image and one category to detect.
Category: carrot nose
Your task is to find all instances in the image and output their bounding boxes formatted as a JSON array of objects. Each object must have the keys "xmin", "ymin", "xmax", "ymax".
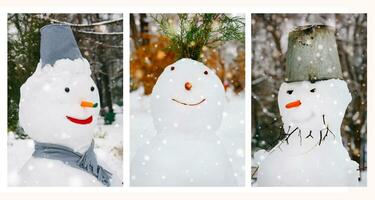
[
  {"xmin": 285, "ymin": 100, "xmax": 301, "ymax": 109},
  {"xmin": 81, "ymin": 101, "xmax": 98, "ymax": 108},
  {"xmin": 185, "ymin": 82, "xmax": 192, "ymax": 91}
]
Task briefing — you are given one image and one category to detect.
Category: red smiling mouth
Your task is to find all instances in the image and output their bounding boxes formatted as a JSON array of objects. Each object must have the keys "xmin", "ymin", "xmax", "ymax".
[
  {"xmin": 172, "ymin": 98, "xmax": 206, "ymax": 106},
  {"xmin": 66, "ymin": 116, "xmax": 93, "ymax": 125}
]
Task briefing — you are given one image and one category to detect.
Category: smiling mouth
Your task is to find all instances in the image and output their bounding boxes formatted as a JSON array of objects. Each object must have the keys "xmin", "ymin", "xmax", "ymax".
[
  {"xmin": 171, "ymin": 98, "xmax": 206, "ymax": 106},
  {"xmin": 66, "ymin": 116, "xmax": 93, "ymax": 125}
]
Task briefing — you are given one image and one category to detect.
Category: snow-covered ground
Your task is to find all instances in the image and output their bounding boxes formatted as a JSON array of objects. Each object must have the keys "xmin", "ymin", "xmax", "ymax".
[
  {"xmin": 251, "ymin": 156, "xmax": 367, "ymax": 186},
  {"xmin": 130, "ymin": 88, "xmax": 245, "ymax": 186},
  {"xmin": 8, "ymin": 106, "xmax": 123, "ymax": 186}
]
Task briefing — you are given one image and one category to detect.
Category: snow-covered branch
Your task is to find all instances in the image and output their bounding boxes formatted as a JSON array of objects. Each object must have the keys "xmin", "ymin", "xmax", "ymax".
[
  {"xmin": 47, "ymin": 18, "xmax": 123, "ymax": 27},
  {"xmin": 75, "ymin": 30, "xmax": 123, "ymax": 35},
  {"xmin": 93, "ymin": 40, "xmax": 123, "ymax": 48},
  {"xmin": 252, "ymin": 76, "xmax": 267, "ymax": 85}
]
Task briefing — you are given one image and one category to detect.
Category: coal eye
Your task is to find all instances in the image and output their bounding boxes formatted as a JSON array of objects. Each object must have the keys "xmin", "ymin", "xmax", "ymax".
[
  {"xmin": 170, "ymin": 66, "xmax": 175, "ymax": 71},
  {"xmin": 90, "ymin": 86, "xmax": 95, "ymax": 92},
  {"xmin": 287, "ymin": 90, "xmax": 293, "ymax": 95},
  {"xmin": 65, "ymin": 87, "xmax": 70, "ymax": 93},
  {"xmin": 310, "ymin": 88, "xmax": 316, "ymax": 93},
  {"xmin": 204, "ymin": 71, "xmax": 208, "ymax": 75}
]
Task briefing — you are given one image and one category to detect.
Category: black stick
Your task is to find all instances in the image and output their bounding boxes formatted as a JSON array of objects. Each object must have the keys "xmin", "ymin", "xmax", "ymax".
[
  {"xmin": 285, "ymin": 127, "xmax": 298, "ymax": 144},
  {"xmin": 323, "ymin": 128, "xmax": 329, "ymax": 141},
  {"xmin": 319, "ymin": 130, "xmax": 323, "ymax": 145},
  {"xmin": 306, "ymin": 130, "xmax": 314, "ymax": 139}
]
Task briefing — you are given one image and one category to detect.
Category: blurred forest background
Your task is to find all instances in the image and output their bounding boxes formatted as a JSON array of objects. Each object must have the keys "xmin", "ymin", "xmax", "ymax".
[
  {"xmin": 8, "ymin": 13, "xmax": 123, "ymax": 137},
  {"xmin": 130, "ymin": 13, "xmax": 245, "ymax": 95},
  {"xmin": 251, "ymin": 14, "xmax": 367, "ymax": 176}
]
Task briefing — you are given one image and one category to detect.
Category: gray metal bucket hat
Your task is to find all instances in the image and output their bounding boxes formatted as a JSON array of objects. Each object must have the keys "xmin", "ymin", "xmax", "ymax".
[
  {"xmin": 285, "ymin": 25, "xmax": 343, "ymax": 82},
  {"xmin": 40, "ymin": 24, "xmax": 83, "ymax": 67}
]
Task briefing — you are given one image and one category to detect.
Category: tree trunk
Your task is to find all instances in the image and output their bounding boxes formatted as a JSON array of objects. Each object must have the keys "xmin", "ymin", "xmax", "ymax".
[
  {"xmin": 139, "ymin": 14, "xmax": 149, "ymax": 45},
  {"xmin": 130, "ymin": 14, "xmax": 139, "ymax": 49}
]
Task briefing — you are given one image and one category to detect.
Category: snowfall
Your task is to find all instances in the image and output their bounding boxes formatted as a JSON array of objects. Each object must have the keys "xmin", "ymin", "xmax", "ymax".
[
  {"xmin": 8, "ymin": 105, "xmax": 124, "ymax": 185},
  {"xmin": 130, "ymin": 88, "xmax": 245, "ymax": 186}
]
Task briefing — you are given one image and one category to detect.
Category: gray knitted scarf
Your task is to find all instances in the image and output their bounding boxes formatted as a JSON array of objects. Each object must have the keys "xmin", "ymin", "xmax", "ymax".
[{"xmin": 32, "ymin": 140, "xmax": 112, "ymax": 186}]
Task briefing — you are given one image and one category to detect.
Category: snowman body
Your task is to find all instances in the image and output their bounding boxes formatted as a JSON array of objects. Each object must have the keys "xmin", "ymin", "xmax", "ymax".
[
  {"xmin": 18, "ymin": 157, "xmax": 103, "ymax": 186},
  {"xmin": 131, "ymin": 132, "xmax": 236, "ymax": 186},
  {"xmin": 256, "ymin": 79, "xmax": 359, "ymax": 186},
  {"xmin": 17, "ymin": 58, "xmax": 118, "ymax": 186},
  {"xmin": 131, "ymin": 58, "xmax": 236, "ymax": 186}
]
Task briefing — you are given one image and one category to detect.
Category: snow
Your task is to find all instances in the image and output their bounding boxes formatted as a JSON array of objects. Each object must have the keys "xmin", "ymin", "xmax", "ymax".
[
  {"xmin": 255, "ymin": 79, "xmax": 359, "ymax": 186},
  {"xmin": 8, "ymin": 109, "xmax": 123, "ymax": 186},
  {"xmin": 130, "ymin": 59, "xmax": 245, "ymax": 186}
]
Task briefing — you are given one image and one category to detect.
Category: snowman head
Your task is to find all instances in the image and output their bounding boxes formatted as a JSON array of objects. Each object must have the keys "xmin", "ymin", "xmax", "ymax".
[
  {"xmin": 278, "ymin": 79, "xmax": 351, "ymax": 133},
  {"xmin": 19, "ymin": 59, "xmax": 100, "ymax": 151},
  {"xmin": 151, "ymin": 58, "xmax": 225, "ymax": 134},
  {"xmin": 275, "ymin": 25, "xmax": 352, "ymax": 150},
  {"xmin": 19, "ymin": 24, "xmax": 100, "ymax": 151}
]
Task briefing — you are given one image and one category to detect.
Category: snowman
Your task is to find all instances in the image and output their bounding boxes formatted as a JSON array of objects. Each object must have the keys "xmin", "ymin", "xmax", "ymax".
[
  {"xmin": 17, "ymin": 24, "xmax": 119, "ymax": 186},
  {"xmin": 130, "ymin": 58, "xmax": 237, "ymax": 186},
  {"xmin": 255, "ymin": 25, "xmax": 359, "ymax": 186}
]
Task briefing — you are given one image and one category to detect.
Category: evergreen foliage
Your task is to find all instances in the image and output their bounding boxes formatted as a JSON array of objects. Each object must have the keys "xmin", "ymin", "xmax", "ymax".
[{"xmin": 153, "ymin": 14, "xmax": 244, "ymax": 61}]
